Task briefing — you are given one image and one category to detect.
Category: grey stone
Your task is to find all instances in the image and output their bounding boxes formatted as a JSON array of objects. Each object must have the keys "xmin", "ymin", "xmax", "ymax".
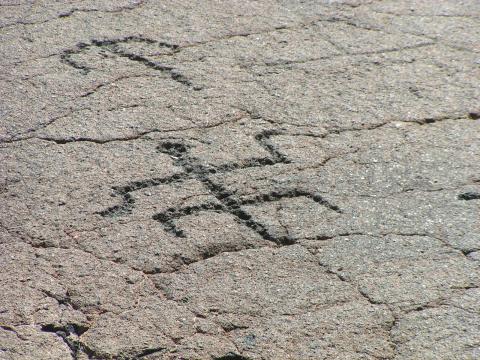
[{"xmin": 1, "ymin": 0, "xmax": 479, "ymax": 358}]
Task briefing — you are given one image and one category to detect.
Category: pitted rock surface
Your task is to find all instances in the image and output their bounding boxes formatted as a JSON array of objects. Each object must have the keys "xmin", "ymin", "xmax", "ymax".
[{"xmin": 1, "ymin": 1, "xmax": 479, "ymax": 359}]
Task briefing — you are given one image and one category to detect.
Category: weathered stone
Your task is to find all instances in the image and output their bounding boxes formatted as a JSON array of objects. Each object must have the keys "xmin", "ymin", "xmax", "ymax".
[{"xmin": 1, "ymin": 0, "xmax": 479, "ymax": 358}]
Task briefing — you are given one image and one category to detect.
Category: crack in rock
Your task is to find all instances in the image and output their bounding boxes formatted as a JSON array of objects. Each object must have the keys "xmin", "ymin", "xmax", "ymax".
[
  {"xmin": 458, "ymin": 192, "xmax": 480, "ymax": 201},
  {"xmin": 40, "ymin": 323, "xmax": 92, "ymax": 360}
]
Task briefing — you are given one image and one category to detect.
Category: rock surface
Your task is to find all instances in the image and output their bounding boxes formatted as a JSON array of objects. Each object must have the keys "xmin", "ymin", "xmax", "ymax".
[{"xmin": 1, "ymin": 0, "xmax": 479, "ymax": 359}]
